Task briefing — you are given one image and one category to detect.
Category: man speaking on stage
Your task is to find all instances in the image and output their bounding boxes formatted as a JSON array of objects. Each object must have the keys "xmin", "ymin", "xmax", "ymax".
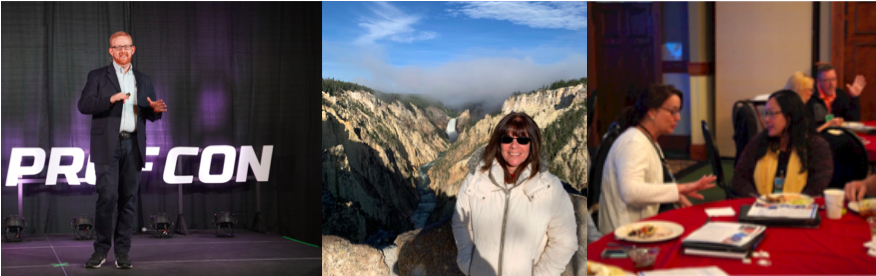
[{"xmin": 77, "ymin": 31, "xmax": 167, "ymax": 269}]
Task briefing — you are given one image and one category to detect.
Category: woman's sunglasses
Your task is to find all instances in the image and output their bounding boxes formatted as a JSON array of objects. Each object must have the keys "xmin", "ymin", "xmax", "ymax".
[{"xmin": 501, "ymin": 136, "xmax": 531, "ymax": 145}]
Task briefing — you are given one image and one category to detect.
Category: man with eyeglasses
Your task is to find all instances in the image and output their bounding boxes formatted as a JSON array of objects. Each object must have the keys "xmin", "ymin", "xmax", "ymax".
[
  {"xmin": 78, "ymin": 31, "xmax": 167, "ymax": 269},
  {"xmin": 811, "ymin": 64, "xmax": 867, "ymax": 125}
]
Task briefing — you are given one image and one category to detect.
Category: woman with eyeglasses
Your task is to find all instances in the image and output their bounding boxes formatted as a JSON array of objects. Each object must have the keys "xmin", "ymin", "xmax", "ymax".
[
  {"xmin": 731, "ymin": 90, "xmax": 833, "ymax": 198},
  {"xmin": 597, "ymin": 84, "xmax": 716, "ymax": 235},
  {"xmin": 452, "ymin": 112, "xmax": 577, "ymax": 276}
]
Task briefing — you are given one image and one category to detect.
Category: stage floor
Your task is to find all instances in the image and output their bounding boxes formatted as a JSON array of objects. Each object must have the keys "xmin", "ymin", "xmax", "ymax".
[{"xmin": 1, "ymin": 230, "xmax": 321, "ymax": 276}]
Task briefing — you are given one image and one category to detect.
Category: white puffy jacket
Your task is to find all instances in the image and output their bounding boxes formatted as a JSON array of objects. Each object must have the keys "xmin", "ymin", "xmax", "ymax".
[{"xmin": 452, "ymin": 148, "xmax": 578, "ymax": 276}]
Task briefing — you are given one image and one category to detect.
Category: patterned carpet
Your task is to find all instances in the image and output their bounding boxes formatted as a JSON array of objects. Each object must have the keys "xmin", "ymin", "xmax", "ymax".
[{"xmin": 666, "ymin": 159, "xmax": 701, "ymax": 175}]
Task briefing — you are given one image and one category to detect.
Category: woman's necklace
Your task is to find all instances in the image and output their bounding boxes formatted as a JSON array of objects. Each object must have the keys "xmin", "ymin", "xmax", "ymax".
[{"xmin": 638, "ymin": 125, "xmax": 656, "ymax": 143}]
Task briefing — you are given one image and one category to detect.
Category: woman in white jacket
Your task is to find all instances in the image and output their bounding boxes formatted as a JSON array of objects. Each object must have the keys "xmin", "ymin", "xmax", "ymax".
[
  {"xmin": 598, "ymin": 84, "xmax": 717, "ymax": 235},
  {"xmin": 452, "ymin": 112, "xmax": 577, "ymax": 276}
]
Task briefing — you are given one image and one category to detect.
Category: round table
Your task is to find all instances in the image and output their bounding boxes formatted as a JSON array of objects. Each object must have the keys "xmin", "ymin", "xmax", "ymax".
[
  {"xmin": 859, "ymin": 121, "xmax": 876, "ymax": 163},
  {"xmin": 587, "ymin": 198, "xmax": 876, "ymax": 274}
]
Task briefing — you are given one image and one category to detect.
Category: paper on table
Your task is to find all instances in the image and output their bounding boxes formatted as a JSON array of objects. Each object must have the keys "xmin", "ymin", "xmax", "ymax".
[
  {"xmin": 682, "ymin": 222, "xmax": 766, "ymax": 247},
  {"xmin": 637, "ymin": 266, "xmax": 729, "ymax": 276},
  {"xmin": 705, "ymin": 207, "xmax": 736, "ymax": 217},
  {"xmin": 746, "ymin": 203, "xmax": 817, "ymax": 219}
]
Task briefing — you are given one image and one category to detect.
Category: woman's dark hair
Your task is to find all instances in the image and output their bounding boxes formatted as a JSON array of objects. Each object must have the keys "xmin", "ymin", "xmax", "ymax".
[
  {"xmin": 755, "ymin": 90, "xmax": 814, "ymax": 173},
  {"xmin": 616, "ymin": 84, "xmax": 684, "ymax": 131},
  {"xmin": 480, "ymin": 112, "xmax": 542, "ymax": 183}
]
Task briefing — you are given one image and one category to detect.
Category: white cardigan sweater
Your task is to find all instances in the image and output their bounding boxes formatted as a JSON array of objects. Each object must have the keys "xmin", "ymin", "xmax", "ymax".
[{"xmin": 597, "ymin": 128, "xmax": 679, "ymax": 235}]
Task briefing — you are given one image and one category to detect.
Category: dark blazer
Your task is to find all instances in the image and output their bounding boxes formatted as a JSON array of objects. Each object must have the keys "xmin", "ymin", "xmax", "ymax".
[
  {"xmin": 77, "ymin": 65, "xmax": 162, "ymax": 166},
  {"xmin": 811, "ymin": 87, "xmax": 861, "ymax": 122}
]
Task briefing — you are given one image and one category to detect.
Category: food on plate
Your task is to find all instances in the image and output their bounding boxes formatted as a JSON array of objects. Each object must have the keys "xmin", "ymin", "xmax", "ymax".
[
  {"xmin": 626, "ymin": 224, "xmax": 670, "ymax": 239},
  {"xmin": 763, "ymin": 193, "xmax": 813, "ymax": 206},
  {"xmin": 615, "ymin": 221, "xmax": 683, "ymax": 242},
  {"xmin": 627, "ymin": 224, "xmax": 656, "ymax": 238},
  {"xmin": 764, "ymin": 194, "xmax": 784, "ymax": 203}
]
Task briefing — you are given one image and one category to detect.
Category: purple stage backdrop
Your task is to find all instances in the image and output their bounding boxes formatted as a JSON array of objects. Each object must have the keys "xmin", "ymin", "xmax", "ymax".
[{"xmin": 1, "ymin": 2, "xmax": 321, "ymax": 245}]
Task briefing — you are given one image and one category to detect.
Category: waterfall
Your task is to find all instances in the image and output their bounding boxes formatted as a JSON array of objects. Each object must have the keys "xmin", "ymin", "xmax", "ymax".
[{"xmin": 447, "ymin": 118, "xmax": 458, "ymax": 143}]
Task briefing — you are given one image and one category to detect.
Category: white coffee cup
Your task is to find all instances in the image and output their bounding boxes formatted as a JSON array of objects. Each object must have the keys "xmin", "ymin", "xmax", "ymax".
[{"xmin": 824, "ymin": 189, "xmax": 845, "ymax": 219}]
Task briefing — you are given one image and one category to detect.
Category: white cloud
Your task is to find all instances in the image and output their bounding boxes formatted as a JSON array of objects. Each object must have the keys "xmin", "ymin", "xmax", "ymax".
[
  {"xmin": 390, "ymin": 31, "xmax": 437, "ymax": 43},
  {"xmin": 349, "ymin": 52, "xmax": 587, "ymax": 107},
  {"xmin": 355, "ymin": 2, "xmax": 438, "ymax": 45},
  {"xmin": 454, "ymin": 1, "xmax": 586, "ymax": 30},
  {"xmin": 445, "ymin": 9, "xmax": 461, "ymax": 18},
  {"xmin": 326, "ymin": 2, "xmax": 587, "ymax": 107}
]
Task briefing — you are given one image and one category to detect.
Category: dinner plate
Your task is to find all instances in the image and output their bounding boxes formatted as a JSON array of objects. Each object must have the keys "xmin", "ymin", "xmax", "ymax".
[
  {"xmin": 758, "ymin": 193, "xmax": 814, "ymax": 206},
  {"xmin": 849, "ymin": 201, "xmax": 860, "ymax": 213},
  {"xmin": 614, "ymin": 220, "xmax": 684, "ymax": 243}
]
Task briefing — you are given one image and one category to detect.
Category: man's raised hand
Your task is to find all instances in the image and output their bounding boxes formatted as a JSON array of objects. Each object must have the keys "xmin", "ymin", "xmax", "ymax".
[
  {"xmin": 147, "ymin": 97, "xmax": 167, "ymax": 113},
  {"xmin": 846, "ymin": 75, "xmax": 867, "ymax": 98}
]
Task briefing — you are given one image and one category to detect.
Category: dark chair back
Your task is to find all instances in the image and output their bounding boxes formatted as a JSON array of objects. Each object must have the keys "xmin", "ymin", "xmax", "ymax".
[
  {"xmin": 702, "ymin": 120, "xmax": 733, "ymax": 199},
  {"xmin": 587, "ymin": 121, "xmax": 622, "ymax": 215},
  {"xmin": 732, "ymin": 100, "xmax": 762, "ymax": 167},
  {"xmin": 819, "ymin": 127, "xmax": 869, "ymax": 190},
  {"xmin": 586, "ymin": 90, "xmax": 597, "ymax": 129}
]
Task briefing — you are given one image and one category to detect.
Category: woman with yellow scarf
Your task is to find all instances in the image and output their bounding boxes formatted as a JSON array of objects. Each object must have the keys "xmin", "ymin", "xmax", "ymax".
[{"xmin": 731, "ymin": 90, "xmax": 833, "ymax": 197}]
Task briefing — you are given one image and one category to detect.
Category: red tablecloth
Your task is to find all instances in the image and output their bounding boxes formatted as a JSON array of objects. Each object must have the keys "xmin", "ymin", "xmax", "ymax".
[
  {"xmin": 587, "ymin": 198, "xmax": 876, "ymax": 274},
  {"xmin": 860, "ymin": 121, "xmax": 876, "ymax": 162}
]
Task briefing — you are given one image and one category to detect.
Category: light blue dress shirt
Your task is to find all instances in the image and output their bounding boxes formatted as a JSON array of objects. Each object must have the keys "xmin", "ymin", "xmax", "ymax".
[{"xmin": 112, "ymin": 61, "xmax": 138, "ymax": 133}]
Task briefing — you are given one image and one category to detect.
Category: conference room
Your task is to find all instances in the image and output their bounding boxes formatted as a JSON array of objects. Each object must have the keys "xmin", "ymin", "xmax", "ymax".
[{"xmin": 586, "ymin": 2, "xmax": 876, "ymax": 275}]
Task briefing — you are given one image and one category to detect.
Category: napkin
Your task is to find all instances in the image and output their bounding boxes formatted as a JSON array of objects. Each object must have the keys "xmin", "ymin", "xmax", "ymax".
[
  {"xmin": 865, "ymin": 235, "xmax": 876, "ymax": 258},
  {"xmin": 704, "ymin": 207, "xmax": 736, "ymax": 217}
]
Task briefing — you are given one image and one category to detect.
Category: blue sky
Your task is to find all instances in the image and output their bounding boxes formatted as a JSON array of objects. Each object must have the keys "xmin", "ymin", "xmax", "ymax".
[{"xmin": 323, "ymin": 1, "xmax": 587, "ymax": 106}]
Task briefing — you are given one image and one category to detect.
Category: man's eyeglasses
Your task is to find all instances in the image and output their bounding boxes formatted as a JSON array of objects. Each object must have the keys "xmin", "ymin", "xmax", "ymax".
[
  {"xmin": 111, "ymin": 45, "xmax": 134, "ymax": 51},
  {"xmin": 819, "ymin": 77, "xmax": 837, "ymax": 82},
  {"xmin": 660, "ymin": 108, "xmax": 680, "ymax": 117},
  {"xmin": 501, "ymin": 136, "xmax": 531, "ymax": 145}
]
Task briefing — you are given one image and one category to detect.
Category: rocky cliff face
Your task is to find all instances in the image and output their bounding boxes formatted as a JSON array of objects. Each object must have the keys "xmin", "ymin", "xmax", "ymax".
[
  {"xmin": 322, "ymin": 235, "xmax": 390, "ymax": 276},
  {"xmin": 323, "ymin": 90, "xmax": 450, "ymax": 243},
  {"xmin": 426, "ymin": 84, "xmax": 589, "ymax": 225},
  {"xmin": 455, "ymin": 109, "xmax": 471, "ymax": 133},
  {"xmin": 454, "ymin": 102, "xmax": 493, "ymax": 133},
  {"xmin": 423, "ymin": 106, "xmax": 450, "ymax": 134}
]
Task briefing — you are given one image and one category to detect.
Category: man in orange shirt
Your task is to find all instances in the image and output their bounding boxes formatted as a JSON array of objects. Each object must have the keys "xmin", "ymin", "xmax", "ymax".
[{"xmin": 810, "ymin": 64, "xmax": 867, "ymax": 127}]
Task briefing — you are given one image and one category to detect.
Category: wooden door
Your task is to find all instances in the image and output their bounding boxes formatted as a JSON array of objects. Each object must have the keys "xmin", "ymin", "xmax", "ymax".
[
  {"xmin": 591, "ymin": 2, "xmax": 662, "ymax": 140},
  {"xmin": 833, "ymin": 2, "xmax": 876, "ymax": 121}
]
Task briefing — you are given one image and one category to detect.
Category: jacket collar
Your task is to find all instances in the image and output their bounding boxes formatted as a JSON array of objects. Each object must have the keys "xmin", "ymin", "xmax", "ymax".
[
  {"xmin": 477, "ymin": 162, "xmax": 549, "ymax": 202},
  {"xmin": 468, "ymin": 146, "xmax": 552, "ymax": 201},
  {"xmin": 105, "ymin": 64, "xmax": 141, "ymax": 92},
  {"xmin": 105, "ymin": 65, "xmax": 122, "ymax": 92}
]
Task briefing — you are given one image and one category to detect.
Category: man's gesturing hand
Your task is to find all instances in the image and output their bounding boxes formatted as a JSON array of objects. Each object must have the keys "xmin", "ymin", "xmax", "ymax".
[
  {"xmin": 147, "ymin": 97, "xmax": 167, "ymax": 113},
  {"xmin": 846, "ymin": 75, "xmax": 867, "ymax": 98}
]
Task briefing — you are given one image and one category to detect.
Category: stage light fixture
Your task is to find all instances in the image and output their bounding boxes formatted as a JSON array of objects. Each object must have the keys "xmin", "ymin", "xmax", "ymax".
[
  {"xmin": 150, "ymin": 213, "xmax": 174, "ymax": 238},
  {"xmin": 3, "ymin": 215, "xmax": 27, "ymax": 242},
  {"xmin": 213, "ymin": 212, "xmax": 236, "ymax": 237},
  {"xmin": 71, "ymin": 215, "xmax": 94, "ymax": 240}
]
